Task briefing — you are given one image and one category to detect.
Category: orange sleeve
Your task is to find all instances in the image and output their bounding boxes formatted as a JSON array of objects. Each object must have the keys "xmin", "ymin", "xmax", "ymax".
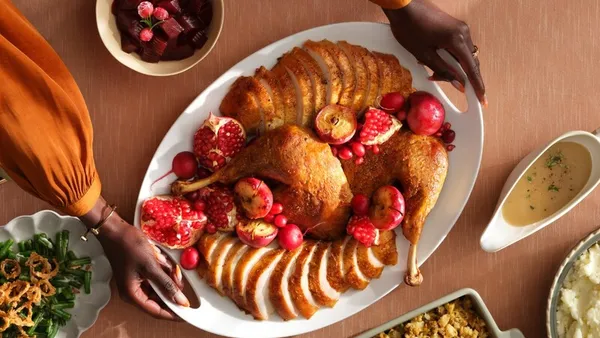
[
  {"xmin": 0, "ymin": 1, "xmax": 101, "ymax": 216},
  {"xmin": 369, "ymin": 0, "xmax": 412, "ymax": 9}
]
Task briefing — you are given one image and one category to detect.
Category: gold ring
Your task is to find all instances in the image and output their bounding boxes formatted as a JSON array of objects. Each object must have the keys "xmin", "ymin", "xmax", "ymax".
[{"xmin": 472, "ymin": 45, "xmax": 479, "ymax": 58}]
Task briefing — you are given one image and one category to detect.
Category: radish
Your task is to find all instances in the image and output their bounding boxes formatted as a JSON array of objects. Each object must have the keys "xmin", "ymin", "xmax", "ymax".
[
  {"xmin": 151, "ymin": 151, "xmax": 198, "ymax": 187},
  {"xmin": 180, "ymin": 247, "xmax": 200, "ymax": 270},
  {"xmin": 278, "ymin": 224, "xmax": 303, "ymax": 251}
]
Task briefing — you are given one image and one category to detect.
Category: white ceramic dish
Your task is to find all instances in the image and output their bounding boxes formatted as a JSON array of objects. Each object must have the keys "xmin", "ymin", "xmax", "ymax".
[
  {"xmin": 133, "ymin": 22, "xmax": 484, "ymax": 338},
  {"xmin": 356, "ymin": 288, "xmax": 525, "ymax": 338},
  {"xmin": 546, "ymin": 227, "xmax": 600, "ymax": 337},
  {"xmin": 0, "ymin": 210, "xmax": 113, "ymax": 338},
  {"xmin": 95, "ymin": 0, "xmax": 224, "ymax": 76},
  {"xmin": 481, "ymin": 128, "xmax": 600, "ymax": 253}
]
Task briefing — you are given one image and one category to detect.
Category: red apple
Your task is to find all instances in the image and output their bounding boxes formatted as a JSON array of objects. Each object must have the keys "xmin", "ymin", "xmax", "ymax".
[
  {"xmin": 369, "ymin": 185, "xmax": 405, "ymax": 231},
  {"xmin": 234, "ymin": 177, "xmax": 274, "ymax": 219},
  {"xmin": 314, "ymin": 104, "xmax": 357, "ymax": 145},
  {"xmin": 406, "ymin": 91, "xmax": 445, "ymax": 136},
  {"xmin": 236, "ymin": 219, "xmax": 278, "ymax": 248}
]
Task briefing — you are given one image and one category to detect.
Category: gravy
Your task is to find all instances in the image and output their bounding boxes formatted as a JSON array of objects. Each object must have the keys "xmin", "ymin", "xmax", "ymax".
[{"xmin": 502, "ymin": 142, "xmax": 592, "ymax": 226}]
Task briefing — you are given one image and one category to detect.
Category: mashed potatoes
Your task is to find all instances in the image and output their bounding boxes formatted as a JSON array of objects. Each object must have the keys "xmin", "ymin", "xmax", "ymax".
[{"xmin": 557, "ymin": 243, "xmax": 600, "ymax": 338}]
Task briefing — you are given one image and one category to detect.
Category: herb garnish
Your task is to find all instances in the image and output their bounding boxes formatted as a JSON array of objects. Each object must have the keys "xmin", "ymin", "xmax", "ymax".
[
  {"xmin": 526, "ymin": 176, "xmax": 533, "ymax": 182},
  {"xmin": 548, "ymin": 184, "xmax": 560, "ymax": 192},
  {"xmin": 530, "ymin": 205, "xmax": 535, "ymax": 210},
  {"xmin": 546, "ymin": 151, "xmax": 564, "ymax": 168}
]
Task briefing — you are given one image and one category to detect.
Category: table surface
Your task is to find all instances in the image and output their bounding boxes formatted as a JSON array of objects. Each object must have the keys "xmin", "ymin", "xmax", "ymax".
[{"xmin": 3, "ymin": 0, "xmax": 600, "ymax": 337}]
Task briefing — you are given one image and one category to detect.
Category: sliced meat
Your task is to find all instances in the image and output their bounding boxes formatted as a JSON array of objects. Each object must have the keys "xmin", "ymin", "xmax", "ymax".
[
  {"xmin": 269, "ymin": 244, "xmax": 304, "ymax": 320},
  {"xmin": 245, "ymin": 249, "xmax": 284, "ymax": 320},
  {"xmin": 289, "ymin": 241, "xmax": 319, "ymax": 319},
  {"xmin": 291, "ymin": 47, "xmax": 328, "ymax": 115},
  {"xmin": 356, "ymin": 242, "xmax": 384, "ymax": 279},
  {"xmin": 303, "ymin": 40, "xmax": 342, "ymax": 105},
  {"xmin": 308, "ymin": 242, "xmax": 339, "ymax": 307},
  {"xmin": 338, "ymin": 41, "xmax": 368, "ymax": 113},
  {"xmin": 255, "ymin": 66, "xmax": 285, "ymax": 131},
  {"xmin": 277, "ymin": 53, "xmax": 314, "ymax": 126},
  {"xmin": 360, "ymin": 48, "xmax": 380, "ymax": 110},
  {"xmin": 326, "ymin": 236, "xmax": 350, "ymax": 292},
  {"xmin": 197, "ymin": 232, "xmax": 229, "ymax": 265},
  {"xmin": 322, "ymin": 40, "xmax": 355, "ymax": 107},
  {"xmin": 231, "ymin": 247, "xmax": 272, "ymax": 310},
  {"xmin": 271, "ymin": 63, "xmax": 299, "ymax": 125},
  {"xmin": 371, "ymin": 230, "xmax": 398, "ymax": 266},
  {"xmin": 373, "ymin": 52, "xmax": 393, "ymax": 99},
  {"xmin": 206, "ymin": 236, "xmax": 239, "ymax": 295},
  {"xmin": 219, "ymin": 77, "xmax": 264, "ymax": 135},
  {"xmin": 221, "ymin": 242, "xmax": 249, "ymax": 298},
  {"xmin": 343, "ymin": 238, "xmax": 370, "ymax": 290},
  {"xmin": 386, "ymin": 55, "xmax": 414, "ymax": 97}
]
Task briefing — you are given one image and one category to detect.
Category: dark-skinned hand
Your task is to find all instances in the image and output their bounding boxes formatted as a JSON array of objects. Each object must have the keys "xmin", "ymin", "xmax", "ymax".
[{"xmin": 384, "ymin": 0, "xmax": 486, "ymax": 106}]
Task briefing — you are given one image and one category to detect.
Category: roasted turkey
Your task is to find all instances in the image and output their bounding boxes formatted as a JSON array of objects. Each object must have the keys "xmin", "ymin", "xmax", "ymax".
[{"xmin": 196, "ymin": 231, "xmax": 398, "ymax": 320}]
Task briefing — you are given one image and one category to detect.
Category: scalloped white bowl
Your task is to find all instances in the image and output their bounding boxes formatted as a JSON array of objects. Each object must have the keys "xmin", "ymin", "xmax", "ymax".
[{"xmin": 0, "ymin": 210, "xmax": 112, "ymax": 338}]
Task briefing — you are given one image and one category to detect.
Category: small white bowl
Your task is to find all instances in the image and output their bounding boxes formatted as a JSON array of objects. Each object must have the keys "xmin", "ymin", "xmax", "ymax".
[
  {"xmin": 480, "ymin": 128, "xmax": 600, "ymax": 253},
  {"xmin": 355, "ymin": 288, "xmax": 524, "ymax": 338},
  {"xmin": 95, "ymin": 0, "xmax": 224, "ymax": 76}
]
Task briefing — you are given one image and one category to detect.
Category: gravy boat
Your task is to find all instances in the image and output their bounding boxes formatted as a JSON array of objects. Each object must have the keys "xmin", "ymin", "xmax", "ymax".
[{"xmin": 480, "ymin": 128, "xmax": 600, "ymax": 252}]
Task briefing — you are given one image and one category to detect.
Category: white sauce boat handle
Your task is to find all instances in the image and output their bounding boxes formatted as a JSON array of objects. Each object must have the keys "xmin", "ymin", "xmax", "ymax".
[{"xmin": 593, "ymin": 127, "xmax": 600, "ymax": 138}]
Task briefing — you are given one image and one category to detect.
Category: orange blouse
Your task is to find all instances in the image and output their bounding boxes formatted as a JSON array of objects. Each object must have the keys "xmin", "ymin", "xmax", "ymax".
[
  {"xmin": 0, "ymin": 0, "xmax": 409, "ymax": 217},
  {"xmin": 0, "ymin": 1, "xmax": 101, "ymax": 216}
]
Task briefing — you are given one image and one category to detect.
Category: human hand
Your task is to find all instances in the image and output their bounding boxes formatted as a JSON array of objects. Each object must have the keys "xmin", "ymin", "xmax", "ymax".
[
  {"xmin": 99, "ymin": 222, "xmax": 188, "ymax": 320},
  {"xmin": 384, "ymin": 0, "xmax": 486, "ymax": 106}
]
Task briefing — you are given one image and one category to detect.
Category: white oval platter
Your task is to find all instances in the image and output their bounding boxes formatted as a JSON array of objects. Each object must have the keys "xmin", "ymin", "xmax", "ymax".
[
  {"xmin": 133, "ymin": 22, "xmax": 483, "ymax": 338},
  {"xmin": 0, "ymin": 210, "xmax": 113, "ymax": 338}
]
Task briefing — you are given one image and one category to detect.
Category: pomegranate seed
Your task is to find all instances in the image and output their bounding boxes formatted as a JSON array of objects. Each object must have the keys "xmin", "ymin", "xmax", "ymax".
[
  {"xmin": 330, "ymin": 146, "xmax": 338, "ymax": 156},
  {"xmin": 442, "ymin": 129, "xmax": 456, "ymax": 143},
  {"xmin": 264, "ymin": 213, "xmax": 275, "ymax": 223},
  {"xmin": 338, "ymin": 146, "xmax": 353, "ymax": 160},
  {"xmin": 443, "ymin": 122, "xmax": 452, "ymax": 131},
  {"xmin": 185, "ymin": 191, "xmax": 199, "ymax": 201},
  {"xmin": 350, "ymin": 142, "xmax": 366, "ymax": 157},
  {"xmin": 446, "ymin": 144, "xmax": 456, "ymax": 151},
  {"xmin": 206, "ymin": 223, "xmax": 217, "ymax": 234},
  {"xmin": 434, "ymin": 131, "xmax": 443, "ymax": 138},
  {"xmin": 270, "ymin": 203, "xmax": 283, "ymax": 215},
  {"xmin": 193, "ymin": 200, "xmax": 206, "ymax": 212},
  {"xmin": 274, "ymin": 214, "xmax": 288, "ymax": 228},
  {"xmin": 355, "ymin": 157, "xmax": 364, "ymax": 165},
  {"xmin": 396, "ymin": 110, "xmax": 407, "ymax": 120},
  {"xmin": 372, "ymin": 145, "xmax": 380, "ymax": 154}
]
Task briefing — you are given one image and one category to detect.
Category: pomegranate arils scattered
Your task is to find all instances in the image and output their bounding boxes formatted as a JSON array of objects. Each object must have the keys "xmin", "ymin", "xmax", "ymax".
[
  {"xmin": 202, "ymin": 185, "xmax": 238, "ymax": 231},
  {"xmin": 346, "ymin": 215, "xmax": 379, "ymax": 247},
  {"xmin": 443, "ymin": 122, "xmax": 452, "ymax": 131},
  {"xmin": 359, "ymin": 108, "xmax": 401, "ymax": 145},
  {"xmin": 354, "ymin": 157, "xmax": 364, "ymax": 165},
  {"xmin": 193, "ymin": 113, "xmax": 246, "ymax": 171},
  {"xmin": 206, "ymin": 223, "xmax": 217, "ymax": 234},
  {"xmin": 193, "ymin": 199, "xmax": 206, "ymax": 211},
  {"xmin": 441, "ymin": 129, "xmax": 456, "ymax": 144},
  {"xmin": 139, "ymin": 28, "xmax": 154, "ymax": 42},
  {"xmin": 350, "ymin": 142, "xmax": 366, "ymax": 157},
  {"xmin": 446, "ymin": 144, "xmax": 456, "ymax": 151},
  {"xmin": 338, "ymin": 146, "xmax": 353, "ymax": 160},
  {"xmin": 372, "ymin": 145, "xmax": 380, "ymax": 154},
  {"xmin": 137, "ymin": 1, "xmax": 154, "ymax": 18}
]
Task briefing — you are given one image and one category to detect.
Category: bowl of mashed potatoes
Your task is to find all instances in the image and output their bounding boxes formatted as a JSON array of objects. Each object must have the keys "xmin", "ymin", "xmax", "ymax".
[{"xmin": 548, "ymin": 228, "xmax": 600, "ymax": 337}]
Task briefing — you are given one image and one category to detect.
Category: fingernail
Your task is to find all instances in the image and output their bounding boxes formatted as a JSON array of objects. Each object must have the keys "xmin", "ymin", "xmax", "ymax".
[
  {"xmin": 155, "ymin": 253, "xmax": 168, "ymax": 265},
  {"xmin": 150, "ymin": 243, "xmax": 161, "ymax": 254},
  {"xmin": 174, "ymin": 291, "xmax": 190, "ymax": 307},
  {"xmin": 482, "ymin": 94, "xmax": 489, "ymax": 108},
  {"xmin": 451, "ymin": 80, "xmax": 465, "ymax": 93},
  {"xmin": 428, "ymin": 75, "xmax": 435, "ymax": 81},
  {"xmin": 174, "ymin": 265, "xmax": 183, "ymax": 283}
]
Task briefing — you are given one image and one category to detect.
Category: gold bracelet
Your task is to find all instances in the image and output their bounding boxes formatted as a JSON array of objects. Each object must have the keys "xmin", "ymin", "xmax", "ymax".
[{"xmin": 80, "ymin": 204, "xmax": 117, "ymax": 241}]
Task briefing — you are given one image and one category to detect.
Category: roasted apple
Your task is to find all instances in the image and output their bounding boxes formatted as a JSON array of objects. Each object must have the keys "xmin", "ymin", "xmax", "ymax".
[
  {"xmin": 236, "ymin": 219, "xmax": 278, "ymax": 248},
  {"xmin": 406, "ymin": 91, "xmax": 445, "ymax": 136},
  {"xmin": 234, "ymin": 177, "xmax": 273, "ymax": 219},
  {"xmin": 369, "ymin": 185, "xmax": 405, "ymax": 231},
  {"xmin": 314, "ymin": 104, "xmax": 357, "ymax": 145}
]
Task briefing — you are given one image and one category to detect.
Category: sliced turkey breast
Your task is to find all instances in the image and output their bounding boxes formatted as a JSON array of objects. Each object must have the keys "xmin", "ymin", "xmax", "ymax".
[
  {"xmin": 271, "ymin": 63, "xmax": 299, "ymax": 125},
  {"xmin": 244, "ymin": 249, "xmax": 284, "ymax": 320},
  {"xmin": 326, "ymin": 236, "xmax": 351, "ymax": 292},
  {"xmin": 231, "ymin": 247, "xmax": 272, "ymax": 310},
  {"xmin": 321, "ymin": 40, "xmax": 355, "ymax": 107},
  {"xmin": 277, "ymin": 53, "xmax": 314, "ymax": 127},
  {"xmin": 289, "ymin": 241, "xmax": 319, "ymax": 319},
  {"xmin": 373, "ymin": 52, "xmax": 393, "ymax": 99},
  {"xmin": 291, "ymin": 47, "xmax": 328, "ymax": 115},
  {"xmin": 308, "ymin": 242, "xmax": 339, "ymax": 307},
  {"xmin": 255, "ymin": 66, "xmax": 285, "ymax": 131},
  {"xmin": 386, "ymin": 54, "xmax": 414, "ymax": 97},
  {"xmin": 360, "ymin": 48, "xmax": 380, "ymax": 110},
  {"xmin": 197, "ymin": 232, "xmax": 228, "ymax": 265},
  {"xmin": 269, "ymin": 244, "xmax": 304, "ymax": 320},
  {"xmin": 337, "ymin": 41, "xmax": 368, "ymax": 113},
  {"xmin": 303, "ymin": 40, "xmax": 342, "ymax": 105},
  {"xmin": 206, "ymin": 236, "xmax": 239, "ymax": 295},
  {"xmin": 356, "ymin": 242, "xmax": 384, "ymax": 279},
  {"xmin": 371, "ymin": 230, "xmax": 398, "ymax": 266},
  {"xmin": 343, "ymin": 238, "xmax": 370, "ymax": 290},
  {"xmin": 221, "ymin": 242, "xmax": 249, "ymax": 298},
  {"xmin": 219, "ymin": 77, "xmax": 265, "ymax": 135}
]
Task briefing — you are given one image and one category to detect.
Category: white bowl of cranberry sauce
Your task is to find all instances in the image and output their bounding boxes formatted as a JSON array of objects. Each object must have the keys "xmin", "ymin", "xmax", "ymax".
[{"xmin": 96, "ymin": 0, "xmax": 223, "ymax": 76}]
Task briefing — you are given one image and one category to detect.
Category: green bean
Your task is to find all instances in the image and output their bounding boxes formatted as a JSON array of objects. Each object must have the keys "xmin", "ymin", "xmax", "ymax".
[
  {"xmin": 65, "ymin": 268, "xmax": 86, "ymax": 278},
  {"xmin": 0, "ymin": 239, "xmax": 14, "ymax": 259},
  {"xmin": 68, "ymin": 257, "xmax": 91, "ymax": 267},
  {"xmin": 67, "ymin": 250, "xmax": 77, "ymax": 261},
  {"xmin": 84, "ymin": 271, "xmax": 92, "ymax": 294},
  {"xmin": 24, "ymin": 239, "xmax": 33, "ymax": 251},
  {"xmin": 60, "ymin": 230, "xmax": 69, "ymax": 260},
  {"xmin": 50, "ymin": 308, "xmax": 71, "ymax": 321},
  {"xmin": 52, "ymin": 301, "xmax": 75, "ymax": 310},
  {"xmin": 0, "ymin": 277, "xmax": 7, "ymax": 284},
  {"xmin": 55, "ymin": 232, "xmax": 64, "ymax": 261},
  {"xmin": 27, "ymin": 312, "xmax": 44, "ymax": 336},
  {"xmin": 48, "ymin": 322, "xmax": 59, "ymax": 338},
  {"xmin": 17, "ymin": 241, "xmax": 26, "ymax": 252},
  {"xmin": 6, "ymin": 251, "xmax": 16, "ymax": 260},
  {"xmin": 62, "ymin": 288, "xmax": 75, "ymax": 301},
  {"xmin": 39, "ymin": 237, "xmax": 53, "ymax": 249}
]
